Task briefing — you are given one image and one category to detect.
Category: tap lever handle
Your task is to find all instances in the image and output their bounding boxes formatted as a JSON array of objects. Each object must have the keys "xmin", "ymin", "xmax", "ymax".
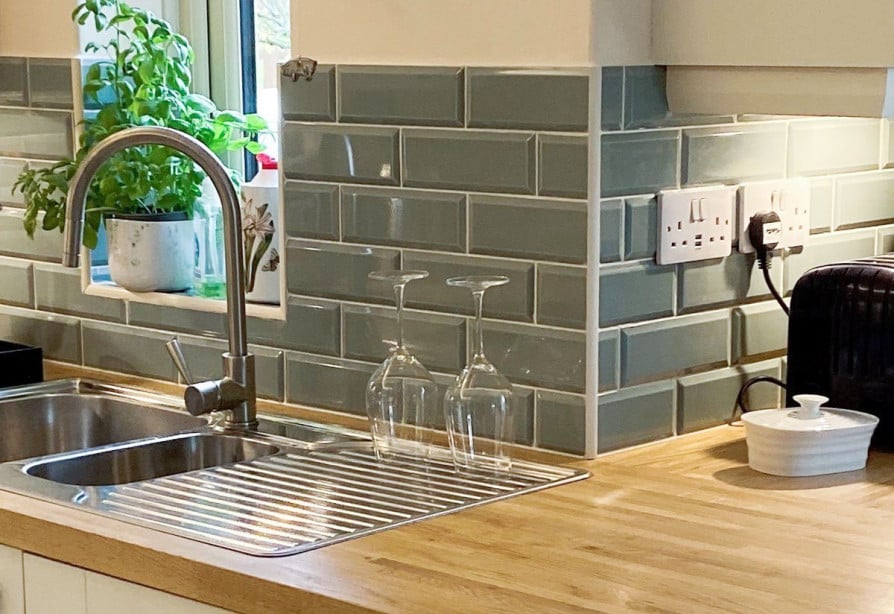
[{"xmin": 165, "ymin": 337, "xmax": 194, "ymax": 385}]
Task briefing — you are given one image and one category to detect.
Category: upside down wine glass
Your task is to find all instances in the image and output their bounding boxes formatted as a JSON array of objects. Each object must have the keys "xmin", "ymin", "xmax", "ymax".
[
  {"xmin": 444, "ymin": 275, "xmax": 515, "ymax": 472},
  {"xmin": 365, "ymin": 270, "xmax": 438, "ymax": 460}
]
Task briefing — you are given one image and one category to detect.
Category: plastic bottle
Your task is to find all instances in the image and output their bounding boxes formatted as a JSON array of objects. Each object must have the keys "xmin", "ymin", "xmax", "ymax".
[
  {"xmin": 241, "ymin": 154, "xmax": 282, "ymax": 305},
  {"xmin": 194, "ymin": 176, "xmax": 226, "ymax": 298}
]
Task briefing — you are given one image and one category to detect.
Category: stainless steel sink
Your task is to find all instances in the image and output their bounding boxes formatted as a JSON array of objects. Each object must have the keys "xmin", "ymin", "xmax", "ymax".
[
  {"xmin": 0, "ymin": 393, "xmax": 207, "ymax": 463},
  {"xmin": 25, "ymin": 433, "xmax": 280, "ymax": 486},
  {"xmin": 0, "ymin": 379, "xmax": 588, "ymax": 556}
]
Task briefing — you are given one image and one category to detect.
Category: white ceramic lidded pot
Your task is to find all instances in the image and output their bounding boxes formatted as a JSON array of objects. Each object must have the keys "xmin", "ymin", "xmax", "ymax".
[{"xmin": 742, "ymin": 394, "xmax": 878, "ymax": 477}]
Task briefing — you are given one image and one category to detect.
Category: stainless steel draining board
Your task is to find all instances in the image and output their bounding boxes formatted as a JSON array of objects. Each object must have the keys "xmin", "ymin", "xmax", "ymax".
[{"xmin": 95, "ymin": 446, "xmax": 588, "ymax": 556}]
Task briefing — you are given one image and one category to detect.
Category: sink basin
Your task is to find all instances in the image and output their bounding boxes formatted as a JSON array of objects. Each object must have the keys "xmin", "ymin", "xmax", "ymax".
[
  {"xmin": 0, "ymin": 393, "xmax": 207, "ymax": 463},
  {"xmin": 0, "ymin": 378, "xmax": 588, "ymax": 557},
  {"xmin": 25, "ymin": 433, "xmax": 280, "ymax": 486}
]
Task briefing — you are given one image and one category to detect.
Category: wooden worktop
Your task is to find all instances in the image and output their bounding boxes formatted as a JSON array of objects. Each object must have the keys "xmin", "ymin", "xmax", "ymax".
[{"xmin": 4, "ymin": 365, "xmax": 894, "ymax": 613}]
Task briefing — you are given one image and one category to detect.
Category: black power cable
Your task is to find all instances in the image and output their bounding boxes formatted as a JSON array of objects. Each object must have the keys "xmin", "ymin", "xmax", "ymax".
[
  {"xmin": 730, "ymin": 213, "xmax": 792, "ymax": 419},
  {"xmin": 749, "ymin": 211, "xmax": 790, "ymax": 316},
  {"xmin": 730, "ymin": 375, "xmax": 788, "ymax": 422}
]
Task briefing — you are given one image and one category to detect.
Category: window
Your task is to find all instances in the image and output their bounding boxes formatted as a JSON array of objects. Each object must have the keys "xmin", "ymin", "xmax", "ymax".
[{"xmin": 241, "ymin": 0, "xmax": 291, "ymax": 174}]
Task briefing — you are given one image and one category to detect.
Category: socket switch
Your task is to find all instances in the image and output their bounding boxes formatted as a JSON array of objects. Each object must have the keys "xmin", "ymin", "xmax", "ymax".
[
  {"xmin": 737, "ymin": 179, "xmax": 810, "ymax": 253},
  {"xmin": 656, "ymin": 185, "xmax": 735, "ymax": 265}
]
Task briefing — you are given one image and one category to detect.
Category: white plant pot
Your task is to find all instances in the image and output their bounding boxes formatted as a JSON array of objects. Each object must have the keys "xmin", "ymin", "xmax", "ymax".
[{"xmin": 106, "ymin": 217, "xmax": 194, "ymax": 292}]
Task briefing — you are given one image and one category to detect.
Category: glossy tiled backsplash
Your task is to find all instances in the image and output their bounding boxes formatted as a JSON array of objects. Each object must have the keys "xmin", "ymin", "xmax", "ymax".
[
  {"xmin": 598, "ymin": 65, "xmax": 894, "ymax": 452},
  {"xmin": 0, "ymin": 59, "xmax": 591, "ymax": 455}
]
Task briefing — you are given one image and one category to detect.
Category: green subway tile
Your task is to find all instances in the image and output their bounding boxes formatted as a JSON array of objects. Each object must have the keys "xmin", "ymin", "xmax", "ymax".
[
  {"xmin": 0, "ymin": 58, "xmax": 26, "ymax": 106},
  {"xmin": 0, "ymin": 304, "xmax": 80, "ymax": 363},
  {"xmin": 178, "ymin": 337, "xmax": 284, "ymax": 401},
  {"xmin": 788, "ymin": 118, "xmax": 880, "ymax": 177},
  {"xmin": 469, "ymin": 194, "xmax": 586, "ymax": 264},
  {"xmin": 537, "ymin": 264, "xmax": 586, "ymax": 329},
  {"xmin": 678, "ymin": 360, "xmax": 780, "ymax": 434},
  {"xmin": 82, "ymin": 321, "xmax": 176, "ymax": 380},
  {"xmin": 282, "ymin": 181, "xmax": 339, "ymax": 240},
  {"xmin": 682, "ymin": 124, "xmax": 786, "ymax": 186},
  {"xmin": 601, "ymin": 131, "xmax": 679, "ymax": 198},
  {"xmin": 286, "ymin": 239, "xmax": 399, "ymax": 302},
  {"xmin": 280, "ymin": 64, "xmax": 335, "ymax": 121},
  {"xmin": 621, "ymin": 311, "xmax": 728, "ymax": 386},
  {"xmin": 402, "ymin": 251, "xmax": 533, "ymax": 321},
  {"xmin": 598, "ymin": 381, "xmax": 675, "ymax": 453},
  {"xmin": 731, "ymin": 302, "xmax": 788, "ymax": 362},
  {"xmin": 403, "ymin": 129, "xmax": 536, "ymax": 194},
  {"xmin": 128, "ymin": 302, "xmax": 225, "ymax": 337},
  {"xmin": 342, "ymin": 186, "xmax": 465, "ymax": 251},
  {"xmin": 0, "ymin": 158, "xmax": 27, "ymax": 206},
  {"xmin": 810, "ymin": 178, "xmax": 833, "ymax": 233},
  {"xmin": 601, "ymin": 67, "xmax": 623, "ymax": 131},
  {"xmin": 513, "ymin": 387, "xmax": 536, "ymax": 446},
  {"xmin": 286, "ymin": 351, "xmax": 375, "ymax": 415},
  {"xmin": 678, "ymin": 252, "xmax": 783, "ymax": 312},
  {"xmin": 835, "ymin": 170, "xmax": 894, "ymax": 230},
  {"xmin": 624, "ymin": 197, "xmax": 658, "ymax": 260},
  {"xmin": 599, "ymin": 261, "xmax": 675, "ymax": 327},
  {"xmin": 623, "ymin": 66, "xmax": 734, "ymax": 129},
  {"xmin": 339, "ymin": 66, "xmax": 463, "ymax": 126},
  {"xmin": 538, "ymin": 134, "xmax": 588, "ymax": 199},
  {"xmin": 282, "ymin": 123, "xmax": 399, "ymax": 185},
  {"xmin": 599, "ymin": 329, "xmax": 619, "ymax": 392},
  {"xmin": 0, "ymin": 256, "xmax": 31, "ymax": 307},
  {"xmin": 343, "ymin": 304, "xmax": 465, "ymax": 373},
  {"xmin": 28, "ymin": 58, "xmax": 73, "ymax": 109},
  {"xmin": 784, "ymin": 230, "xmax": 876, "ymax": 293},
  {"xmin": 34, "ymin": 264, "xmax": 124, "ymax": 321},
  {"xmin": 248, "ymin": 296, "xmax": 340, "ymax": 356},
  {"xmin": 600, "ymin": 200, "xmax": 622, "ymax": 263},
  {"xmin": 624, "ymin": 66, "xmax": 668, "ymax": 129},
  {"xmin": 537, "ymin": 390, "xmax": 586, "ymax": 455},
  {"xmin": 878, "ymin": 225, "xmax": 894, "ymax": 254},
  {"xmin": 468, "ymin": 69, "xmax": 588, "ymax": 132},
  {"xmin": 480, "ymin": 321, "xmax": 585, "ymax": 393},
  {"xmin": 0, "ymin": 108, "xmax": 72, "ymax": 159},
  {"xmin": 0, "ymin": 211, "xmax": 62, "ymax": 261}
]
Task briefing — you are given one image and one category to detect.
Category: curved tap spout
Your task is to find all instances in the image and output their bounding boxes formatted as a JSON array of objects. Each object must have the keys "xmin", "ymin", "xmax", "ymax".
[{"xmin": 63, "ymin": 126, "xmax": 257, "ymax": 428}]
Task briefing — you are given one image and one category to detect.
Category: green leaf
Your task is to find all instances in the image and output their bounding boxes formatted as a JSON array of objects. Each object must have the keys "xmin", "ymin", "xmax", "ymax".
[
  {"xmin": 246, "ymin": 141, "xmax": 265, "ymax": 155},
  {"xmin": 184, "ymin": 94, "xmax": 215, "ymax": 114},
  {"xmin": 216, "ymin": 110, "xmax": 247, "ymax": 126},
  {"xmin": 245, "ymin": 114, "xmax": 267, "ymax": 131}
]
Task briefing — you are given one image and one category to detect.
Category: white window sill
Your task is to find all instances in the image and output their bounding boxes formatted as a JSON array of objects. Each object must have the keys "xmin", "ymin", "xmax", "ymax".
[{"xmin": 84, "ymin": 263, "xmax": 286, "ymax": 321}]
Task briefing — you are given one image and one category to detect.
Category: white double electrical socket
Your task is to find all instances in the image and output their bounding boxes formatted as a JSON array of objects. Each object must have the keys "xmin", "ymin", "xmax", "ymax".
[
  {"xmin": 737, "ymin": 179, "xmax": 811, "ymax": 253},
  {"xmin": 656, "ymin": 185, "xmax": 735, "ymax": 265}
]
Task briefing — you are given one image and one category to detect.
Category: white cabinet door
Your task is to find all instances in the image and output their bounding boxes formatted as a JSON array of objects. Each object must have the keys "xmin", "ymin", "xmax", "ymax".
[
  {"xmin": 0, "ymin": 545, "xmax": 24, "ymax": 614},
  {"xmin": 85, "ymin": 572, "xmax": 229, "ymax": 614},
  {"xmin": 22, "ymin": 554, "xmax": 86, "ymax": 614}
]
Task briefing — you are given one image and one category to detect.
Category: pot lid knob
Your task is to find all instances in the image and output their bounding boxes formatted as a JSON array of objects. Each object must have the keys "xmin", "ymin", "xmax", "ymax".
[{"xmin": 792, "ymin": 394, "xmax": 829, "ymax": 420}]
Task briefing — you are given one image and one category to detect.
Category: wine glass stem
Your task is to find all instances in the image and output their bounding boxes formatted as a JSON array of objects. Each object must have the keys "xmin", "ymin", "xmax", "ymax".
[
  {"xmin": 394, "ymin": 282, "xmax": 406, "ymax": 349},
  {"xmin": 472, "ymin": 289, "xmax": 486, "ymax": 359}
]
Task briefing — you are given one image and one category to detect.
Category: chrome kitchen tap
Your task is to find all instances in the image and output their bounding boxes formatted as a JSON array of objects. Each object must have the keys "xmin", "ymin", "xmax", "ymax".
[{"xmin": 62, "ymin": 126, "xmax": 257, "ymax": 429}]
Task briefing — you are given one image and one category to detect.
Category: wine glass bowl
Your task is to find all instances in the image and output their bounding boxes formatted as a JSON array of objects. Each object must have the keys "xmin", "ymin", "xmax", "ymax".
[
  {"xmin": 444, "ymin": 275, "xmax": 515, "ymax": 472},
  {"xmin": 365, "ymin": 270, "xmax": 437, "ymax": 460}
]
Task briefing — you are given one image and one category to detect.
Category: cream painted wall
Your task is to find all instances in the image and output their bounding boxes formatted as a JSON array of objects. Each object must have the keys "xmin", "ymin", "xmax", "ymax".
[
  {"xmin": 289, "ymin": 0, "xmax": 651, "ymax": 67},
  {"xmin": 654, "ymin": 0, "xmax": 894, "ymax": 67},
  {"xmin": 0, "ymin": 0, "xmax": 79, "ymax": 57}
]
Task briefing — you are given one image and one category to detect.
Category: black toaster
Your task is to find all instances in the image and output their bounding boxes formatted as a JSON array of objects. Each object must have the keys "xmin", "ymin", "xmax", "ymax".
[{"xmin": 787, "ymin": 255, "xmax": 894, "ymax": 448}]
